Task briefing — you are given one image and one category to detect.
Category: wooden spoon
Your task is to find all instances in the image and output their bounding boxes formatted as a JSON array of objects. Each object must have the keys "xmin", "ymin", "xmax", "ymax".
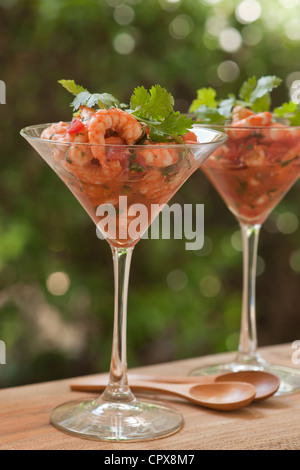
[
  {"xmin": 70, "ymin": 380, "xmax": 256, "ymax": 411},
  {"xmin": 214, "ymin": 371, "xmax": 280, "ymax": 401},
  {"xmin": 127, "ymin": 370, "xmax": 280, "ymax": 402},
  {"xmin": 70, "ymin": 370, "xmax": 279, "ymax": 402}
]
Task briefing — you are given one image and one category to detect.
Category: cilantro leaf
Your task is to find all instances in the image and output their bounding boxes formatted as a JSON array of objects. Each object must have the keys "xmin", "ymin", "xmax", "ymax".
[
  {"xmin": 130, "ymin": 85, "xmax": 174, "ymax": 119},
  {"xmin": 192, "ymin": 105, "xmax": 226, "ymax": 124},
  {"xmin": 130, "ymin": 86, "xmax": 152, "ymax": 113},
  {"xmin": 190, "ymin": 88, "xmax": 236, "ymax": 123},
  {"xmin": 71, "ymin": 91, "xmax": 120, "ymax": 111},
  {"xmin": 271, "ymin": 100, "xmax": 300, "ymax": 125},
  {"xmin": 274, "ymin": 101, "xmax": 298, "ymax": 117},
  {"xmin": 86, "ymin": 93, "xmax": 120, "ymax": 109},
  {"xmin": 148, "ymin": 112, "xmax": 193, "ymax": 141},
  {"xmin": 191, "ymin": 75, "xmax": 286, "ymax": 123},
  {"xmin": 251, "ymin": 93, "xmax": 271, "ymax": 113},
  {"xmin": 59, "ymin": 79, "xmax": 120, "ymax": 111},
  {"xmin": 189, "ymin": 88, "xmax": 218, "ymax": 113},
  {"xmin": 130, "ymin": 85, "xmax": 192, "ymax": 140},
  {"xmin": 71, "ymin": 91, "xmax": 91, "ymax": 110},
  {"xmin": 239, "ymin": 76, "xmax": 282, "ymax": 112},
  {"xmin": 248, "ymin": 76, "xmax": 282, "ymax": 103},
  {"xmin": 239, "ymin": 76, "xmax": 257, "ymax": 102},
  {"xmin": 218, "ymin": 96, "xmax": 236, "ymax": 118},
  {"xmin": 58, "ymin": 79, "xmax": 87, "ymax": 96},
  {"xmin": 288, "ymin": 107, "xmax": 300, "ymax": 126}
]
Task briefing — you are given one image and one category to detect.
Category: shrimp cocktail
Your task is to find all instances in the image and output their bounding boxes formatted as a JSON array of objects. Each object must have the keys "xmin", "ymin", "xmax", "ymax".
[
  {"xmin": 40, "ymin": 92, "xmax": 200, "ymax": 247},
  {"xmin": 199, "ymin": 107, "xmax": 300, "ymax": 226},
  {"xmin": 21, "ymin": 80, "xmax": 226, "ymax": 441},
  {"xmin": 189, "ymin": 75, "xmax": 300, "ymax": 394}
]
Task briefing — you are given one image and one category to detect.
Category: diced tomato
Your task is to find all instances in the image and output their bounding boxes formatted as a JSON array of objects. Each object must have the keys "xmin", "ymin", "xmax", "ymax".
[
  {"xmin": 222, "ymin": 140, "xmax": 240, "ymax": 160},
  {"xmin": 182, "ymin": 131, "xmax": 198, "ymax": 143},
  {"xmin": 67, "ymin": 118, "xmax": 85, "ymax": 134},
  {"xmin": 266, "ymin": 142, "xmax": 291, "ymax": 163}
]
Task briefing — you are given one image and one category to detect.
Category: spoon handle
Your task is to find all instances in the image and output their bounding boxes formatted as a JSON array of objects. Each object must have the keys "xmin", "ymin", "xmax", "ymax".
[
  {"xmin": 70, "ymin": 380, "xmax": 190, "ymax": 399},
  {"xmin": 128, "ymin": 373, "xmax": 217, "ymax": 384},
  {"xmin": 70, "ymin": 379, "xmax": 256, "ymax": 411},
  {"xmin": 70, "ymin": 373, "xmax": 217, "ymax": 390}
]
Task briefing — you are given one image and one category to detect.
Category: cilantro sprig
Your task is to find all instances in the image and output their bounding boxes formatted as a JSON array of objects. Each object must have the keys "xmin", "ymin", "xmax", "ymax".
[
  {"xmin": 189, "ymin": 75, "xmax": 300, "ymax": 125},
  {"xmin": 273, "ymin": 100, "xmax": 300, "ymax": 125},
  {"xmin": 59, "ymin": 80, "xmax": 193, "ymax": 142},
  {"xmin": 129, "ymin": 85, "xmax": 193, "ymax": 141},
  {"xmin": 58, "ymin": 79, "xmax": 121, "ymax": 111}
]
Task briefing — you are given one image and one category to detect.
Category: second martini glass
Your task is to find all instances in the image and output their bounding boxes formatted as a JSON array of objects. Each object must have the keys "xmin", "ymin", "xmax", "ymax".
[
  {"xmin": 21, "ymin": 123, "xmax": 225, "ymax": 441},
  {"xmin": 190, "ymin": 120, "xmax": 300, "ymax": 394}
]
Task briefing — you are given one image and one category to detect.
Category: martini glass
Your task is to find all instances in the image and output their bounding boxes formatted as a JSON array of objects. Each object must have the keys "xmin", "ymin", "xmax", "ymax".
[
  {"xmin": 20, "ymin": 123, "xmax": 225, "ymax": 441},
  {"xmin": 190, "ymin": 123, "xmax": 300, "ymax": 394}
]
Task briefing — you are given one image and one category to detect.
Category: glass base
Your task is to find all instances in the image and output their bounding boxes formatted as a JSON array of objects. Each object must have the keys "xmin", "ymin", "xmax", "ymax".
[
  {"xmin": 189, "ymin": 354, "xmax": 300, "ymax": 396},
  {"xmin": 50, "ymin": 397, "xmax": 183, "ymax": 442}
]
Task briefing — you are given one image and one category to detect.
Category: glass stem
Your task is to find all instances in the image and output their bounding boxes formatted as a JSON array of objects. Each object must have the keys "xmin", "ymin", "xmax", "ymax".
[
  {"xmin": 236, "ymin": 223, "xmax": 262, "ymax": 364},
  {"xmin": 101, "ymin": 246, "xmax": 135, "ymax": 403}
]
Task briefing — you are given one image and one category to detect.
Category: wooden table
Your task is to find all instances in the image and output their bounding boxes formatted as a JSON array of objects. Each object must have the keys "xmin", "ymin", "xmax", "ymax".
[{"xmin": 1, "ymin": 343, "xmax": 300, "ymax": 450}]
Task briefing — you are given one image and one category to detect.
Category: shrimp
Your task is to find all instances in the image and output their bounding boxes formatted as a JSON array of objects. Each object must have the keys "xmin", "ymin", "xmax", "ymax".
[
  {"xmin": 278, "ymin": 140, "xmax": 300, "ymax": 166},
  {"xmin": 138, "ymin": 167, "xmax": 185, "ymax": 199},
  {"xmin": 231, "ymin": 106, "xmax": 254, "ymax": 122},
  {"xmin": 260, "ymin": 122, "xmax": 300, "ymax": 143},
  {"xmin": 227, "ymin": 112, "xmax": 273, "ymax": 140},
  {"xmin": 41, "ymin": 121, "xmax": 69, "ymax": 141},
  {"xmin": 140, "ymin": 143, "xmax": 179, "ymax": 168},
  {"xmin": 64, "ymin": 126, "xmax": 93, "ymax": 167},
  {"xmin": 41, "ymin": 120, "xmax": 91, "ymax": 164},
  {"xmin": 105, "ymin": 136, "xmax": 126, "ymax": 145},
  {"xmin": 79, "ymin": 106, "xmax": 96, "ymax": 124},
  {"xmin": 240, "ymin": 145, "xmax": 266, "ymax": 167},
  {"xmin": 88, "ymin": 108, "xmax": 144, "ymax": 168},
  {"xmin": 139, "ymin": 169, "xmax": 166, "ymax": 198},
  {"xmin": 66, "ymin": 158, "xmax": 122, "ymax": 185},
  {"xmin": 41, "ymin": 121, "xmax": 71, "ymax": 162}
]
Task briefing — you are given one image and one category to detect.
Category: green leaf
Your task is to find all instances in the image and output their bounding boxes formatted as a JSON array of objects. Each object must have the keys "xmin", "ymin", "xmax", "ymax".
[
  {"xmin": 238, "ymin": 76, "xmax": 282, "ymax": 112},
  {"xmin": 250, "ymin": 93, "xmax": 271, "ymax": 112},
  {"xmin": 70, "ymin": 91, "xmax": 91, "ymax": 110},
  {"xmin": 59, "ymin": 79, "xmax": 120, "ymax": 111},
  {"xmin": 148, "ymin": 112, "xmax": 193, "ymax": 141},
  {"xmin": 192, "ymin": 105, "xmax": 226, "ymax": 124},
  {"xmin": 218, "ymin": 96, "xmax": 236, "ymax": 118},
  {"xmin": 58, "ymin": 79, "xmax": 87, "ymax": 96},
  {"xmin": 70, "ymin": 91, "xmax": 120, "ymax": 111},
  {"xmin": 288, "ymin": 107, "xmax": 300, "ymax": 126},
  {"xmin": 274, "ymin": 101, "xmax": 298, "ymax": 117},
  {"xmin": 189, "ymin": 87, "xmax": 218, "ymax": 112},
  {"xmin": 130, "ymin": 85, "xmax": 174, "ymax": 119},
  {"xmin": 130, "ymin": 86, "xmax": 151, "ymax": 112},
  {"xmin": 239, "ymin": 76, "xmax": 257, "ymax": 102},
  {"xmin": 86, "ymin": 93, "xmax": 120, "ymax": 109},
  {"xmin": 249, "ymin": 76, "xmax": 282, "ymax": 103},
  {"xmin": 191, "ymin": 75, "xmax": 300, "ymax": 126},
  {"xmin": 130, "ymin": 85, "xmax": 191, "ymax": 140}
]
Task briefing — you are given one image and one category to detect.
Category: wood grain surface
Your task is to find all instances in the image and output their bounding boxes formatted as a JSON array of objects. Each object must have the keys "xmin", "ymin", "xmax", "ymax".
[{"xmin": 0, "ymin": 344, "xmax": 299, "ymax": 450}]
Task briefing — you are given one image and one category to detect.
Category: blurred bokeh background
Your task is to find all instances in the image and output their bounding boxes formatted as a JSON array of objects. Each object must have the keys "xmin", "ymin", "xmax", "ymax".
[{"xmin": 1, "ymin": 0, "xmax": 300, "ymax": 387}]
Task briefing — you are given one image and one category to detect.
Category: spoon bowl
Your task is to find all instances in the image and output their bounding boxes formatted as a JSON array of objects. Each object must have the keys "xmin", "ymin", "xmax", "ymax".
[
  {"xmin": 126, "ymin": 370, "xmax": 279, "ymax": 402},
  {"xmin": 215, "ymin": 370, "xmax": 280, "ymax": 401},
  {"xmin": 186, "ymin": 382, "xmax": 256, "ymax": 410},
  {"xmin": 70, "ymin": 380, "xmax": 256, "ymax": 411}
]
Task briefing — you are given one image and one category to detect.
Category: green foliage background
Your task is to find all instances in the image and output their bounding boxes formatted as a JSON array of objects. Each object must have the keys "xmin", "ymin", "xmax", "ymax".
[{"xmin": 1, "ymin": 0, "xmax": 300, "ymax": 386}]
